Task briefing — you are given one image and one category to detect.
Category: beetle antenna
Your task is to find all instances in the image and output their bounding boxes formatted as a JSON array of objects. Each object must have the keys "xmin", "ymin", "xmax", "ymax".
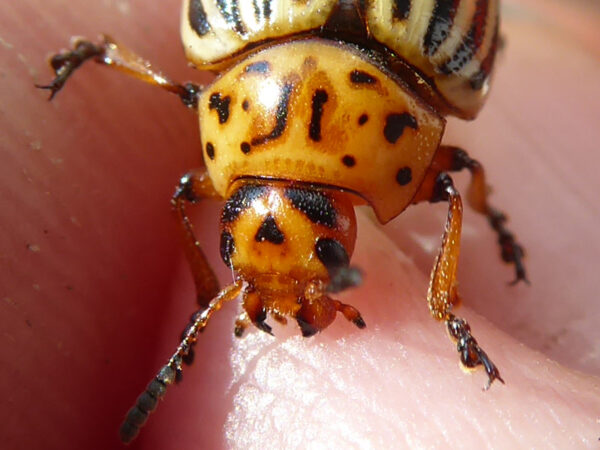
[{"xmin": 119, "ymin": 282, "xmax": 243, "ymax": 443}]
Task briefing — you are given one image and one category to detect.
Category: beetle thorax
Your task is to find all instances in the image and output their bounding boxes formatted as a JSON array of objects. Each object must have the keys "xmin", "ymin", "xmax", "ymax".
[{"xmin": 199, "ymin": 39, "xmax": 445, "ymax": 224}]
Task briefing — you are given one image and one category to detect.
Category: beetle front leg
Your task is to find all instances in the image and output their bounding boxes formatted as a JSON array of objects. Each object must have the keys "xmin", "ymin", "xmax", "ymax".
[
  {"xmin": 119, "ymin": 281, "xmax": 243, "ymax": 444},
  {"xmin": 172, "ymin": 168, "xmax": 223, "ymax": 308},
  {"xmin": 36, "ymin": 35, "xmax": 201, "ymax": 107},
  {"xmin": 418, "ymin": 173, "xmax": 504, "ymax": 389}
]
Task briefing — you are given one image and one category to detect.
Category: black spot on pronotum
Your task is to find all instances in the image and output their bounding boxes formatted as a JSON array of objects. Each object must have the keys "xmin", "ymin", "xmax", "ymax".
[
  {"xmin": 205, "ymin": 142, "xmax": 215, "ymax": 160},
  {"xmin": 240, "ymin": 142, "xmax": 251, "ymax": 154},
  {"xmin": 285, "ymin": 188, "xmax": 337, "ymax": 228},
  {"xmin": 242, "ymin": 99, "xmax": 250, "ymax": 111},
  {"xmin": 188, "ymin": 0, "xmax": 211, "ymax": 36},
  {"xmin": 350, "ymin": 70, "xmax": 377, "ymax": 85},
  {"xmin": 221, "ymin": 184, "xmax": 267, "ymax": 223},
  {"xmin": 396, "ymin": 166, "xmax": 412, "ymax": 185},
  {"xmin": 255, "ymin": 215, "xmax": 285, "ymax": 245},
  {"xmin": 251, "ymin": 82, "xmax": 294, "ymax": 146},
  {"xmin": 315, "ymin": 238, "xmax": 349, "ymax": 273},
  {"xmin": 244, "ymin": 61, "xmax": 271, "ymax": 74},
  {"xmin": 392, "ymin": 0, "xmax": 411, "ymax": 20},
  {"xmin": 358, "ymin": 114, "xmax": 368, "ymax": 125},
  {"xmin": 342, "ymin": 155, "xmax": 356, "ymax": 167},
  {"xmin": 384, "ymin": 113, "xmax": 418, "ymax": 144},
  {"xmin": 309, "ymin": 89, "xmax": 328, "ymax": 142},
  {"xmin": 220, "ymin": 231, "xmax": 235, "ymax": 268},
  {"xmin": 209, "ymin": 92, "xmax": 231, "ymax": 124}
]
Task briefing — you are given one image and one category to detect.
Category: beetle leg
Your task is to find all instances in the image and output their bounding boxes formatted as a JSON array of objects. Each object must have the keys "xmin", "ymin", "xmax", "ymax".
[
  {"xmin": 119, "ymin": 281, "xmax": 243, "ymax": 444},
  {"xmin": 417, "ymin": 173, "xmax": 503, "ymax": 389},
  {"xmin": 416, "ymin": 145, "xmax": 527, "ymax": 284},
  {"xmin": 36, "ymin": 35, "xmax": 201, "ymax": 108},
  {"xmin": 172, "ymin": 168, "xmax": 222, "ymax": 308}
]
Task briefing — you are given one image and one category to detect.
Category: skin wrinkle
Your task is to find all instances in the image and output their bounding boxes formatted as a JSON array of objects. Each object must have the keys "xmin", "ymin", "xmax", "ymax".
[
  {"xmin": 231, "ymin": 331, "xmax": 423, "ymax": 447},
  {"xmin": 494, "ymin": 99, "xmax": 600, "ymax": 220}
]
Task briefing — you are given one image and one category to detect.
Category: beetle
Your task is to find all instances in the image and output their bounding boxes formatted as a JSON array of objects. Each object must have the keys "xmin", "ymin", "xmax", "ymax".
[{"xmin": 37, "ymin": 0, "xmax": 527, "ymax": 443}]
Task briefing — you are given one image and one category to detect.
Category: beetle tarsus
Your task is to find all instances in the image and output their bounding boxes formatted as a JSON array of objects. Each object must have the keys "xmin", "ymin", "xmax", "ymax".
[
  {"xmin": 487, "ymin": 207, "xmax": 529, "ymax": 285},
  {"xmin": 178, "ymin": 82, "xmax": 202, "ymax": 109},
  {"xmin": 446, "ymin": 314, "xmax": 504, "ymax": 389},
  {"xmin": 36, "ymin": 39, "xmax": 104, "ymax": 100}
]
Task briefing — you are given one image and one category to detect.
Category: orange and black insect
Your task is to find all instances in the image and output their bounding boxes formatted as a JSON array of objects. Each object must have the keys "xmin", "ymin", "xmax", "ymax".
[{"xmin": 37, "ymin": 0, "xmax": 526, "ymax": 443}]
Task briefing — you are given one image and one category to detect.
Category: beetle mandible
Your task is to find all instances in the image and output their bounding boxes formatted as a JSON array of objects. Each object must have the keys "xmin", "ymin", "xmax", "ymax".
[{"xmin": 37, "ymin": 0, "xmax": 527, "ymax": 443}]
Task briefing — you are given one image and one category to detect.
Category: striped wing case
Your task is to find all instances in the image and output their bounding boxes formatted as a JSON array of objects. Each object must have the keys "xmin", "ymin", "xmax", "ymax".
[
  {"xmin": 181, "ymin": 0, "xmax": 337, "ymax": 67},
  {"xmin": 366, "ymin": 0, "xmax": 500, "ymax": 119},
  {"xmin": 181, "ymin": 0, "xmax": 499, "ymax": 119}
]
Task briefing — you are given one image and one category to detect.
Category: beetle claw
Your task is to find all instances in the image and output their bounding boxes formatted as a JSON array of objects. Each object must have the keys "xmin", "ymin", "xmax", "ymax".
[{"xmin": 447, "ymin": 314, "xmax": 504, "ymax": 389}]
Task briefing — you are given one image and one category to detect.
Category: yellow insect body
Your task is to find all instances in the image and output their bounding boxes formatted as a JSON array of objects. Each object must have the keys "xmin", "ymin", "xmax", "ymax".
[{"xmin": 199, "ymin": 39, "xmax": 445, "ymax": 223}]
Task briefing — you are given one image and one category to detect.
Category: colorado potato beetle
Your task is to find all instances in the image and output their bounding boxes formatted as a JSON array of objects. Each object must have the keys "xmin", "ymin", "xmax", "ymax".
[{"xmin": 37, "ymin": 0, "xmax": 527, "ymax": 443}]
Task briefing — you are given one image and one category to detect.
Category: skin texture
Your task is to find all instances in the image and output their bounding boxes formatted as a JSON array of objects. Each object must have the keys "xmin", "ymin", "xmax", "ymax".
[{"xmin": 1, "ymin": 0, "xmax": 599, "ymax": 448}]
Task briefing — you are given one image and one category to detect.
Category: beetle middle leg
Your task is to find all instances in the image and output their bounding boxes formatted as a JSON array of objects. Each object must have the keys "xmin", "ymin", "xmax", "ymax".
[
  {"xmin": 36, "ymin": 35, "xmax": 201, "ymax": 107},
  {"xmin": 171, "ymin": 168, "xmax": 224, "ymax": 361},
  {"xmin": 421, "ymin": 145, "xmax": 527, "ymax": 284},
  {"xmin": 414, "ymin": 173, "xmax": 504, "ymax": 389}
]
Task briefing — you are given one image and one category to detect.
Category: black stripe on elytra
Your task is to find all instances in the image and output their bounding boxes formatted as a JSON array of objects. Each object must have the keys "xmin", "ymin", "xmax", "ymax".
[
  {"xmin": 285, "ymin": 188, "xmax": 336, "ymax": 228},
  {"xmin": 209, "ymin": 93, "xmax": 231, "ymax": 124},
  {"xmin": 309, "ymin": 89, "xmax": 328, "ymax": 142},
  {"xmin": 384, "ymin": 113, "xmax": 418, "ymax": 144},
  {"xmin": 470, "ymin": 21, "xmax": 498, "ymax": 90},
  {"xmin": 216, "ymin": 0, "xmax": 246, "ymax": 34},
  {"xmin": 392, "ymin": 0, "xmax": 411, "ymax": 21},
  {"xmin": 252, "ymin": 0, "xmax": 272, "ymax": 21},
  {"xmin": 221, "ymin": 184, "xmax": 267, "ymax": 223},
  {"xmin": 423, "ymin": 0, "xmax": 461, "ymax": 57},
  {"xmin": 262, "ymin": 0, "xmax": 272, "ymax": 19},
  {"xmin": 251, "ymin": 82, "xmax": 293, "ymax": 146},
  {"xmin": 350, "ymin": 70, "xmax": 377, "ymax": 85},
  {"xmin": 255, "ymin": 215, "xmax": 284, "ymax": 244},
  {"xmin": 439, "ymin": 0, "xmax": 489, "ymax": 75},
  {"xmin": 188, "ymin": 0, "xmax": 211, "ymax": 36},
  {"xmin": 244, "ymin": 61, "xmax": 270, "ymax": 74},
  {"xmin": 315, "ymin": 238, "xmax": 349, "ymax": 272}
]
